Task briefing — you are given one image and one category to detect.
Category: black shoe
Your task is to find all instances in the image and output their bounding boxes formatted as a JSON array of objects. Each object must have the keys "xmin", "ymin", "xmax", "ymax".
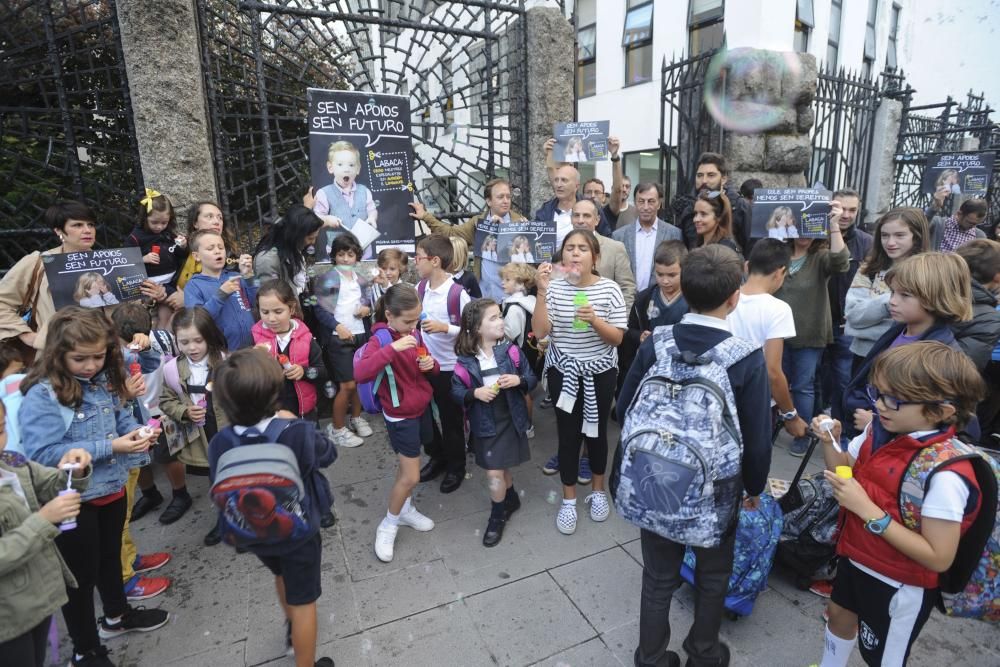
[
  {"xmin": 131, "ymin": 489, "xmax": 163, "ymax": 522},
  {"xmin": 440, "ymin": 470, "xmax": 464, "ymax": 494},
  {"xmin": 320, "ymin": 511, "xmax": 337, "ymax": 528},
  {"xmin": 682, "ymin": 641, "xmax": 729, "ymax": 667},
  {"xmin": 204, "ymin": 525, "xmax": 222, "ymax": 546},
  {"xmin": 98, "ymin": 605, "xmax": 169, "ymax": 639},
  {"xmin": 70, "ymin": 645, "xmax": 115, "ymax": 667},
  {"xmin": 483, "ymin": 515, "xmax": 506, "ymax": 547},
  {"xmin": 285, "ymin": 619, "xmax": 293, "ymax": 656},
  {"xmin": 633, "ymin": 647, "xmax": 680, "ymax": 667},
  {"xmin": 504, "ymin": 490, "xmax": 521, "ymax": 520},
  {"xmin": 158, "ymin": 493, "xmax": 192, "ymax": 525},
  {"xmin": 315, "ymin": 658, "xmax": 334, "ymax": 667},
  {"xmin": 419, "ymin": 458, "xmax": 447, "ymax": 483}
]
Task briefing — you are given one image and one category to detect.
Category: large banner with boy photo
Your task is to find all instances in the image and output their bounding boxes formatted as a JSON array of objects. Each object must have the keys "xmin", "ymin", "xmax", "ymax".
[{"xmin": 307, "ymin": 88, "xmax": 416, "ymax": 260}]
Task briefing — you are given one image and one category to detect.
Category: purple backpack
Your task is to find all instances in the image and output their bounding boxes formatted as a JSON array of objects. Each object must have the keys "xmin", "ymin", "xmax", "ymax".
[
  {"xmin": 453, "ymin": 345, "xmax": 522, "ymax": 388},
  {"xmin": 353, "ymin": 328, "xmax": 399, "ymax": 414}
]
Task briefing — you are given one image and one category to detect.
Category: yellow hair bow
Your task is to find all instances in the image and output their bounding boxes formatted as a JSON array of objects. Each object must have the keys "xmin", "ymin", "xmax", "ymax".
[{"xmin": 140, "ymin": 188, "xmax": 162, "ymax": 213}]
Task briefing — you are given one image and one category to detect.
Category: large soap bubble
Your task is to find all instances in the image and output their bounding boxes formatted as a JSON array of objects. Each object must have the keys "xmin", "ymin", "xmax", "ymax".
[
  {"xmin": 312, "ymin": 261, "xmax": 378, "ymax": 314},
  {"xmin": 703, "ymin": 48, "xmax": 803, "ymax": 134}
]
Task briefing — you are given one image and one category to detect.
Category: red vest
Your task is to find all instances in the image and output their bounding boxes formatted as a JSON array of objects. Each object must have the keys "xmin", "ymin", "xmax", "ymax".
[
  {"xmin": 837, "ymin": 427, "xmax": 981, "ymax": 588},
  {"xmin": 251, "ymin": 319, "xmax": 318, "ymax": 416}
]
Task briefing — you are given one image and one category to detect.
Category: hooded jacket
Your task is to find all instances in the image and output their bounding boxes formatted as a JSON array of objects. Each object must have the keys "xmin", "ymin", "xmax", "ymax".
[
  {"xmin": 183, "ymin": 271, "xmax": 257, "ymax": 351},
  {"xmin": 951, "ymin": 280, "xmax": 1000, "ymax": 370}
]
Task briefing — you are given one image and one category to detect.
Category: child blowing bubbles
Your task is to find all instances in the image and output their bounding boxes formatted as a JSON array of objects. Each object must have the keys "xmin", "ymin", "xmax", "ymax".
[
  {"xmin": 810, "ymin": 342, "xmax": 985, "ymax": 667},
  {"xmin": 451, "ymin": 299, "xmax": 536, "ymax": 547},
  {"xmin": 183, "ymin": 229, "xmax": 257, "ymax": 351},
  {"xmin": 0, "ymin": 398, "xmax": 91, "ymax": 667}
]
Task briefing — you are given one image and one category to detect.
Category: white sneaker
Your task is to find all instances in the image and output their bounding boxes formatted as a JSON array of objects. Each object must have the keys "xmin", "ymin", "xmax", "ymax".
[
  {"xmin": 556, "ymin": 503, "xmax": 577, "ymax": 535},
  {"xmin": 526, "ymin": 424, "xmax": 535, "ymax": 439},
  {"xmin": 586, "ymin": 491, "xmax": 610, "ymax": 522},
  {"xmin": 398, "ymin": 504, "xmax": 435, "ymax": 531},
  {"xmin": 374, "ymin": 521, "xmax": 398, "ymax": 562},
  {"xmin": 350, "ymin": 415, "xmax": 373, "ymax": 437},
  {"xmin": 327, "ymin": 425, "xmax": 363, "ymax": 448}
]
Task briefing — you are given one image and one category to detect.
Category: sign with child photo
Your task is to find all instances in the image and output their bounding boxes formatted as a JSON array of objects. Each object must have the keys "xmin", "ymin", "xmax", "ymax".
[
  {"xmin": 496, "ymin": 221, "xmax": 557, "ymax": 264},
  {"xmin": 920, "ymin": 152, "xmax": 995, "ymax": 197},
  {"xmin": 750, "ymin": 188, "xmax": 832, "ymax": 240},
  {"xmin": 552, "ymin": 121, "xmax": 611, "ymax": 162},
  {"xmin": 43, "ymin": 248, "xmax": 149, "ymax": 311},
  {"xmin": 307, "ymin": 88, "xmax": 416, "ymax": 259}
]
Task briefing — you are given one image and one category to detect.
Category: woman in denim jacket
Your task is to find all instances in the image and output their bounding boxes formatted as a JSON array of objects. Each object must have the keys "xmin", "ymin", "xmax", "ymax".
[{"xmin": 18, "ymin": 307, "xmax": 168, "ymax": 666}]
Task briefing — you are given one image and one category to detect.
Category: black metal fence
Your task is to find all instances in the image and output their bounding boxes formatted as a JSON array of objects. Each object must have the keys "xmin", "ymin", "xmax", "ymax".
[
  {"xmin": 0, "ymin": 0, "xmax": 144, "ymax": 272},
  {"xmin": 197, "ymin": 0, "xmax": 533, "ymax": 246}
]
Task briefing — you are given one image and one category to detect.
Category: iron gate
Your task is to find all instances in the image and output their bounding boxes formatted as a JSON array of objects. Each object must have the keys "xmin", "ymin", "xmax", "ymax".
[
  {"xmin": 0, "ymin": 0, "xmax": 144, "ymax": 272},
  {"xmin": 197, "ymin": 0, "xmax": 534, "ymax": 246}
]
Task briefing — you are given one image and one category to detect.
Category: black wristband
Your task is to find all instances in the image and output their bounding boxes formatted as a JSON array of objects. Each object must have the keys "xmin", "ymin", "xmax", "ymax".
[{"xmin": 610, "ymin": 156, "xmax": 620, "ymax": 162}]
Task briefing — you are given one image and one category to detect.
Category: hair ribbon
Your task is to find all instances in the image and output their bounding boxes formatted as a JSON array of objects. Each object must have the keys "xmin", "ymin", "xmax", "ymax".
[{"xmin": 141, "ymin": 188, "xmax": 162, "ymax": 213}]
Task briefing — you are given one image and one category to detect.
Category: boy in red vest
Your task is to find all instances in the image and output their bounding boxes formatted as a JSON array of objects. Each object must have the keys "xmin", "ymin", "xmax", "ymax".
[{"xmin": 810, "ymin": 341, "xmax": 984, "ymax": 666}]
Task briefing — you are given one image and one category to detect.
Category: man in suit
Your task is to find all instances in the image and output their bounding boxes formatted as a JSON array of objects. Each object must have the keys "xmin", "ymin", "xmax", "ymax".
[
  {"xmin": 613, "ymin": 183, "xmax": 682, "ymax": 293},
  {"xmin": 571, "ymin": 198, "xmax": 636, "ymax": 310}
]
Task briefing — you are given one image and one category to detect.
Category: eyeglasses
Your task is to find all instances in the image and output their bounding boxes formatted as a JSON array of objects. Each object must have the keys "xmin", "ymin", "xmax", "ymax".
[
  {"xmin": 865, "ymin": 385, "xmax": 952, "ymax": 412},
  {"xmin": 414, "ymin": 255, "xmax": 430, "ymax": 263}
]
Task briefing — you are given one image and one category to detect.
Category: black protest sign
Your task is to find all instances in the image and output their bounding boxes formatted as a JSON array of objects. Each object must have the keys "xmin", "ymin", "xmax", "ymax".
[
  {"xmin": 553, "ymin": 121, "xmax": 611, "ymax": 162},
  {"xmin": 474, "ymin": 216, "xmax": 501, "ymax": 263},
  {"xmin": 43, "ymin": 248, "xmax": 149, "ymax": 311},
  {"xmin": 307, "ymin": 88, "xmax": 416, "ymax": 259},
  {"xmin": 921, "ymin": 153, "xmax": 995, "ymax": 197},
  {"xmin": 750, "ymin": 188, "xmax": 832, "ymax": 239},
  {"xmin": 497, "ymin": 221, "xmax": 557, "ymax": 265}
]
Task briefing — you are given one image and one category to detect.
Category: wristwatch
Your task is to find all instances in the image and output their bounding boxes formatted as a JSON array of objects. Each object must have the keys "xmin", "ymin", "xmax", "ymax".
[
  {"xmin": 779, "ymin": 409, "xmax": 798, "ymax": 421},
  {"xmin": 610, "ymin": 155, "xmax": 620, "ymax": 162},
  {"xmin": 864, "ymin": 511, "xmax": 892, "ymax": 536}
]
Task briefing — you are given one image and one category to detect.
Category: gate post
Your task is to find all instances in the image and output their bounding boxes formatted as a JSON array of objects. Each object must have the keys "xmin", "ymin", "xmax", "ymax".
[
  {"xmin": 521, "ymin": 3, "xmax": 574, "ymax": 215},
  {"xmin": 117, "ymin": 0, "xmax": 218, "ymax": 224},
  {"xmin": 864, "ymin": 97, "xmax": 904, "ymax": 225}
]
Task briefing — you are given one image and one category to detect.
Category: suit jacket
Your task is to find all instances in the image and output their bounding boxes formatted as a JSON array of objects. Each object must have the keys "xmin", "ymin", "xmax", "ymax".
[
  {"xmin": 612, "ymin": 218, "xmax": 682, "ymax": 291},
  {"xmin": 595, "ymin": 234, "xmax": 637, "ymax": 310}
]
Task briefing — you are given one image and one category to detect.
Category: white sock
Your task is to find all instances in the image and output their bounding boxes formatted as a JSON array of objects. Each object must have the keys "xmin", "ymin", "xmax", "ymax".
[
  {"xmin": 819, "ymin": 625, "xmax": 855, "ymax": 667},
  {"xmin": 105, "ymin": 615, "xmax": 122, "ymax": 625},
  {"xmin": 562, "ymin": 498, "xmax": 576, "ymax": 507},
  {"xmin": 401, "ymin": 497, "xmax": 413, "ymax": 513},
  {"xmin": 383, "ymin": 511, "xmax": 400, "ymax": 527}
]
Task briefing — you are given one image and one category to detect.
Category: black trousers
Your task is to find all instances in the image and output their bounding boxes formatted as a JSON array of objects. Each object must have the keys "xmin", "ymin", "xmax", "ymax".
[
  {"xmin": 636, "ymin": 528, "xmax": 736, "ymax": 667},
  {"xmin": 425, "ymin": 370, "xmax": 467, "ymax": 472},
  {"xmin": 0, "ymin": 617, "xmax": 50, "ymax": 667},
  {"xmin": 547, "ymin": 367, "xmax": 616, "ymax": 487},
  {"xmin": 56, "ymin": 495, "xmax": 129, "ymax": 654}
]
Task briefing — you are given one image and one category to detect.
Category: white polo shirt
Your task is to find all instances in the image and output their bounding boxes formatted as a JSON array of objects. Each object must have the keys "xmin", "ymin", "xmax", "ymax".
[{"xmin": 421, "ymin": 276, "xmax": 471, "ymax": 372}]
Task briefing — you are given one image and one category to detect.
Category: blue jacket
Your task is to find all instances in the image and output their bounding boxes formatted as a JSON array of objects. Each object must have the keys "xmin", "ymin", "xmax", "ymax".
[
  {"xmin": 534, "ymin": 195, "xmax": 613, "ymax": 238},
  {"xmin": 20, "ymin": 376, "xmax": 142, "ymax": 501},
  {"xmin": 208, "ymin": 418, "xmax": 337, "ymax": 556},
  {"xmin": 451, "ymin": 342, "xmax": 537, "ymax": 438},
  {"xmin": 183, "ymin": 271, "xmax": 258, "ymax": 351}
]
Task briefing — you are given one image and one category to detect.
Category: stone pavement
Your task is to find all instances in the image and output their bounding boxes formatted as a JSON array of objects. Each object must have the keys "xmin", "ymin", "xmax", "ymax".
[{"xmin": 68, "ymin": 412, "xmax": 1000, "ymax": 667}]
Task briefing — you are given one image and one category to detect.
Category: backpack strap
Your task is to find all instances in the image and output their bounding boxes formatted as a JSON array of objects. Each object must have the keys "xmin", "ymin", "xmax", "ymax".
[
  {"xmin": 502, "ymin": 301, "xmax": 530, "ymax": 346},
  {"xmin": 446, "ymin": 283, "xmax": 464, "ymax": 326},
  {"xmin": 372, "ymin": 329, "xmax": 400, "ymax": 408},
  {"xmin": 703, "ymin": 335, "xmax": 758, "ymax": 369},
  {"xmin": 416, "ymin": 279, "xmax": 427, "ymax": 301},
  {"xmin": 260, "ymin": 417, "xmax": 292, "ymax": 442},
  {"xmin": 453, "ymin": 362, "xmax": 472, "ymax": 388},
  {"xmin": 163, "ymin": 358, "xmax": 184, "ymax": 398}
]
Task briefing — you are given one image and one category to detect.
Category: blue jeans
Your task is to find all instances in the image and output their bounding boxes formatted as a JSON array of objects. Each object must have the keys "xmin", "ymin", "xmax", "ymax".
[
  {"xmin": 823, "ymin": 328, "xmax": 854, "ymax": 424},
  {"xmin": 782, "ymin": 346, "xmax": 824, "ymax": 449}
]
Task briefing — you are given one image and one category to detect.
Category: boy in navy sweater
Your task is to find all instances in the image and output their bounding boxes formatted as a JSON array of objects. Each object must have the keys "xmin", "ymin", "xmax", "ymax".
[
  {"xmin": 618, "ymin": 244, "xmax": 771, "ymax": 667},
  {"xmin": 208, "ymin": 348, "xmax": 336, "ymax": 667}
]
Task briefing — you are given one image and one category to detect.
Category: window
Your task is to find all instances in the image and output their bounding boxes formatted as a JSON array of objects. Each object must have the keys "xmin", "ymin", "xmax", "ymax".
[
  {"xmin": 886, "ymin": 4, "xmax": 901, "ymax": 71},
  {"xmin": 469, "ymin": 44, "xmax": 487, "ymax": 125},
  {"xmin": 624, "ymin": 0, "xmax": 653, "ymax": 85},
  {"xmin": 826, "ymin": 0, "xmax": 842, "ymax": 68},
  {"xmin": 577, "ymin": 0, "xmax": 597, "ymax": 97},
  {"xmin": 623, "ymin": 150, "xmax": 664, "ymax": 200},
  {"xmin": 420, "ymin": 108, "xmax": 432, "ymax": 142},
  {"xmin": 423, "ymin": 176, "xmax": 459, "ymax": 214},
  {"xmin": 441, "ymin": 57, "xmax": 454, "ymax": 127},
  {"xmin": 688, "ymin": 0, "xmax": 724, "ymax": 56},
  {"xmin": 862, "ymin": 0, "xmax": 877, "ymax": 78},
  {"xmin": 794, "ymin": 0, "xmax": 813, "ymax": 53}
]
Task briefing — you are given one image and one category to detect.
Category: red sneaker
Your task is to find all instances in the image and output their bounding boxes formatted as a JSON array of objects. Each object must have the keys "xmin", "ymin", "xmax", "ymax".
[
  {"xmin": 809, "ymin": 580, "xmax": 834, "ymax": 598},
  {"xmin": 133, "ymin": 552, "xmax": 171, "ymax": 574},
  {"xmin": 124, "ymin": 575, "xmax": 171, "ymax": 601}
]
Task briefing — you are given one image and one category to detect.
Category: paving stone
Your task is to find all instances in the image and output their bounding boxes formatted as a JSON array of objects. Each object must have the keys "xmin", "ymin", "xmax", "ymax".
[
  {"xmin": 352, "ymin": 559, "xmax": 459, "ymax": 628},
  {"xmin": 550, "ymin": 548, "xmax": 643, "ymax": 633},
  {"xmin": 363, "ymin": 602, "xmax": 495, "ymax": 666},
  {"xmin": 532, "ymin": 637, "xmax": 625, "ymax": 667}
]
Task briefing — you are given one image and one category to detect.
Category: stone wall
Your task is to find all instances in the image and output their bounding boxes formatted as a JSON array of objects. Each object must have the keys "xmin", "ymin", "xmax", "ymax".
[
  {"xmin": 864, "ymin": 98, "xmax": 903, "ymax": 224},
  {"xmin": 726, "ymin": 51, "xmax": 818, "ymax": 189}
]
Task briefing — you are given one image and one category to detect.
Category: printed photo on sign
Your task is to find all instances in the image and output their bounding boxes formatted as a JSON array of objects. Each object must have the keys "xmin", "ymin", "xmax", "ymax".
[
  {"xmin": 307, "ymin": 88, "xmax": 417, "ymax": 260},
  {"xmin": 496, "ymin": 221, "xmax": 557, "ymax": 264},
  {"xmin": 474, "ymin": 216, "xmax": 500, "ymax": 261},
  {"xmin": 920, "ymin": 152, "xmax": 995, "ymax": 198},
  {"xmin": 750, "ymin": 188, "xmax": 832, "ymax": 239},
  {"xmin": 43, "ymin": 248, "xmax": 149, "ymax": 311},
  {"xmin": 552, "ymin": 121, "xmax": 611, "ymax": 162}
]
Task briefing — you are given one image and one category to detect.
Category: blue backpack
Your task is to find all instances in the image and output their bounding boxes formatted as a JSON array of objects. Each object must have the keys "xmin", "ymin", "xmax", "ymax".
[{"xmin": 353, "ymin": 328, "xmax": 411, "ymax": 414}]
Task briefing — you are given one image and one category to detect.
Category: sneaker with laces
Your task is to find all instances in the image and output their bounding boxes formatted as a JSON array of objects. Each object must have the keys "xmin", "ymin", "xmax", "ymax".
[
  {"xmin": 577, "ymin": 457, "xmax": 592, "ymax": 484},
  {"xmin": 99, "ymin": 605, "xmax": 169, "ymax": 639},
  {"xmin": 70, "ymin": 645, "xmax": 114, "ymax": 666},
  {"xmin": 809, "ymin": 580, "xmax": 834, "ymax": 598},
  {"xmin": 285, "ymin": 619, "xmax": 293, "ymax": 657},
  {"xmin": 326, "ymin": 424, "xmax": 363, "ymax": 448},
  {"xmin": 398, "ymin": 504, "xmax": 434, "ymax": 531},
  {"xmin": 133, "ymin": 552, "xmax": 171, "ymax": 574},
  {"xmin": 586, "ymin": 491, "xmax": 610, "ymax": 522},
  {"xmin": 123, "ymin": 574, "xmax": 170, "ymax": 601},
  {"xmin": 526, "ymin": 424, "xmax": 535, "ymax": 439},
  {"xmin": 556, "ymin": 503, "xmax": 577, "ymax": 535},
  {"xmin": 541, "ymin": 454, "xmax": 560, "ymax": 475},
  {"xmin": 349, "ymin": 415, "xmax": 373, "ymax": 437},
  {"xmin": 374, "ymin": 521, "xmax": 399, "ymax": 562}
]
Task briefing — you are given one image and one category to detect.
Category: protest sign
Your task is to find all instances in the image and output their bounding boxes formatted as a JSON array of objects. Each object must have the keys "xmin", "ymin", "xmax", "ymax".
[
  {"xmin": 750, "ymin": 188, "xmax": 832, "ymax": 239},
  {"xmin": 43, "ymin": 248, "xmax": 149, "ymax": 310},
  {"xmin": 552, "ymin": 121, "xmax": 611, "ymax": 162},
  {"xmin": 497, "ymin": 221, "xmax": 557, "ymax": 264},
  {"xmin": 307, "ymin": 88, "xmax": 416, "ymax": 259},
  {"xmin": 474, "ymin": 216, "xmax": 500, "ymax": 262},
  {"xmin": 920, "ymin": 152, "xmax": 995, "ymax": 197}
]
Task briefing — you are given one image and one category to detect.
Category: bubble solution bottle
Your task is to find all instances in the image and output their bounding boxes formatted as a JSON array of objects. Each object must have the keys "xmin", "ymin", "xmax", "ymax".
[{"xmin": 572, "ymin": 291, "xmax": 589, "ymax": 330}]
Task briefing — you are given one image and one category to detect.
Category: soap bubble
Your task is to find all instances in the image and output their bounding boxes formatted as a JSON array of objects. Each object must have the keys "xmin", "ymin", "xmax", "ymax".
[
  {"xmin": 314, "ymin": 267, "xmax": 341, "ymax": 312},
  {"xmin": 703, "ymin": 48, "xmax": 803, "ymax": 134},
  {"xmin": 546, "ymin": 490, "xmax": 558, "ymax": 504},
  {"xmin": 361, "ymin": 638, "xmax": 373, "ymax": 653}
]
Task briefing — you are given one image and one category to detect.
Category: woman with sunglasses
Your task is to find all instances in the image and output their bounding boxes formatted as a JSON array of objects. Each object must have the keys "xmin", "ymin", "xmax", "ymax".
[{"xmin": 692, "ymin": 190, "xmax": 741, "ymax": 257}]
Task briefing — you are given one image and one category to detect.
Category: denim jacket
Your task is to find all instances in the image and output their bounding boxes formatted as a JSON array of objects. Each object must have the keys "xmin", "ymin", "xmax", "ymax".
[
  {"xmin": 19, "ymin": 375, "xmax": 142, "ymax": 501},
  {"xmin": 451, "ymin": 341, "xmax": 537, "ymax": 438}
]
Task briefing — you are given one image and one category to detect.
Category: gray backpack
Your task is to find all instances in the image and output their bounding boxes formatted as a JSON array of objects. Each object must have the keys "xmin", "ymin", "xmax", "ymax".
[{"xmin": 615, "ymin": 326, "xmax": 756, "ymax": 548}]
